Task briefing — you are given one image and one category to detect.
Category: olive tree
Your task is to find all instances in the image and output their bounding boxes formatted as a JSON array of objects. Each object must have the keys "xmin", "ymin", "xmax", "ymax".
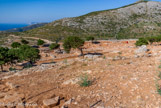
[
  {"xmin": 21, "ymin": 39, "xmax": 29, "ymax": 44},
  {"xmin": 63, "ymin": 36, "xmax": 84, "ymax": 56},
  {"xmin": 7, "ymin": 48, "xmax": 20, "ymax": 66},
  {"xmin": 86, "ymin": 36, "xmax": 95, "ymax": 43},
  {"xmin": 19, "ymin": 45, "xmax": 40, "ymax": 64},
  {"xmin": 49, "ymin": 43, "xmax": 60, "ymax": 50},
  {"xmin": 0, "ymin": 47, "xmax": 9, "ymax": 71},
  {"xmin": 37, "ymin": 39, "xmax": 45, "ymax": 46},
  {"xmin": 11, "ymin": 42, "xmax": 21, "ymax": 48}
]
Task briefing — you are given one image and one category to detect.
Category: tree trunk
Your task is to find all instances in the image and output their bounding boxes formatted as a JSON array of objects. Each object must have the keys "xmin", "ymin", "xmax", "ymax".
[
  {"xmin": 79, "ymin": 48, "xmax": 84, "ymax": 57},
  {"xmin": 29, "ymin": 60, "xmax": 33, "ymax": 65},
  {"xmin": 58, "ymin": 47, "xmax": 61, "ymax": 52},
  {"xmin": 0, "ymin": 65, "xmax": 3, "ymax": 72}
]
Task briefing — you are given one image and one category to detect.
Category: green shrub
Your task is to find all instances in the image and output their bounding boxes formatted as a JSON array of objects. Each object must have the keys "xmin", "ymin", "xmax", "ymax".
[
  {"xmin": 156, "ymin": 36, "xmax": 161, "ymax": 42},
  {"xmin": 135, "ymin": 35, "xmax": 161, "ymax": 46},
  {"xmin": 63, "ymin": 59, "xmax": 68, "ymax": 64},
  {"xmin": 21, "ymin": 39, "xmax": 29, "ymax": 44},
  {"xmin": 146, "ymin": 36, "xmax": 161, "ymax": 44},
  {"xmin": 86, "ymin": 36, "xmax": 95, "ymax": 42},
  {"xmin": 146, "ymin": 37, "xmax": 156, "ymax": 44},
  {"xmin": 11, "ymin": 42, "xmax": 21, "ymax": 48},
  {"xmin": 37, "ymin": 39, "xmax": 45, "ymax": 46},
  {"xmin": 158, "ymin": 65, "xmax": 161, "ymax": 69},
  {"xmin": 19, "ymin": 45, "xmax": 40, "ymax": 64},
  {"xmin": 156, "ymin": 84, "xmax": 161, "ymax": 95},
  {"xmin": 0, "ymin": 47, "xmax": 9, "ymax": 71},
  {"xmin": 23, "ymin": 63, "xmax": 33, "ymax": 69},
  {"xmin": 79, "ymin": 74, "xmax": 92, "ymax": 87},
  {"xmin": 9, "ymin": 67, "xmax": 16, "ymax": 71},
  {"xmin": 135, "ymin": 38, "xmax": 148, "ymax": 46},
  {"xmin": 158, "ymin": 72, "xmax": 161, "ymax": 79},
  {"xmin": 49, "ymin": 43, "xmax": 60, "ymax": 50},
  {"xmin": 63, "ymin": 36, "xmax": 84, "ymax": 55}
]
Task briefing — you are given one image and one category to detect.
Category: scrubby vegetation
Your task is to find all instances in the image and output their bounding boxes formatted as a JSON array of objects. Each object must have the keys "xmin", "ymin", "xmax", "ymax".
[
  {"xmin": 37, "ymin": 39, "xmax": 45, "ymax": 46},
  {"xmin": 158, "ymin": 71, "xmax": 161, "ymax": 79},
  {"xmin": 11, "ymin": 0, "xmax": 160, "ymax": 41},
  {"xmin": 11, "ymin": 42, "xmax": 21, "ymax": 48},
  {"xmin": 0, "ymin": 43, "xmax": 40, "ymax": 72},
  {"xmin": 79, "ymin": 74, "xmax": 92, "ymax": 87},
  {"xmin": 135, "ymin": 35, "xmax": 161, "ymax": 46},
  {"xmin": 156, "ymin": 63, "xmax": 161, "ymax": 96},
  {"xmin": 21, "ymin": 39, "xmax": 29, "ymax": 44},
  {"xmin": 86, "ymin": 36, "xmax": 95, "ymax": 42},
  {"xmin": 157, "ymin": 85, "xmax": 161, "ymax": 95},
  {"xmin": 49, "ymin": 43, "xmax": 60, "ymax": 50},
  {"xmin": 0, "ymin": 47, "xmax": 9, "ymax": 71},
  {"xmin": 135, "ymin": 38, "xmax": 148, "ymax": 46},
  {"xmin": 63, "ymin": 36, "xmax": 84, "ymax": 56}
]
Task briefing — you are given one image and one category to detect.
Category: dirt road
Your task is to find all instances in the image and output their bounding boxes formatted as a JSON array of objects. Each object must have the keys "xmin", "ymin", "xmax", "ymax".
[{"xmin": 10, "ymin": 35, "xmax": 53, "ymax": 44}]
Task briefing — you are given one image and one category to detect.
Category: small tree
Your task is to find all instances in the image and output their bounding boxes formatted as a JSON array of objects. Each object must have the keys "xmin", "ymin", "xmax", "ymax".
[
  {"xmin": 37, "ymin": 39, "xmax": 45, "ymax": 46},
  {"xmin": 11, "ymin": 42, "xmax": 21, "ymax": 48},
  {"xmin": 135, "ymin": 38, "xmax": 148, "ymax": 46},
  {"xmin": 49, "ymin": 43, "xmax": 60, "ymax": 50},
  {"xmin": 86, "ymin": 36, "xmax": 95, "ymax": 43},
  {"xmin": 19, "ymin": 45, "xmax": 40, "ymax": 64},
  {"xmin": 8, "ymin": 48, "xmax": 20, "ymax": 66},
  {"xmin": 63, "ymin": 36, "xmax": 84, "ymax": 56},
  {"xmin": 0, "ymin": 47, "xmax": 9, "ymax": 71},
  {"xmin": 21, "ymin": 39, "xmax": 29, "ymax": 44}
]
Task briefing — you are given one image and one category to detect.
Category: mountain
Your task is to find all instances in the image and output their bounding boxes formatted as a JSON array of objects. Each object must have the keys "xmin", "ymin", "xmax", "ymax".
[
  {"xmin": 19, "ymin": 1, "xmax": 161, "ymax": 41},
  {"xmin": 5, "ymin": 23, "xmax": 48, "ymax": 32}
]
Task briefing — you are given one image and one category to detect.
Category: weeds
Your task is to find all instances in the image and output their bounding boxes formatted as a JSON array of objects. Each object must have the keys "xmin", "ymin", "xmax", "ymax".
[
  {"xmin": 63, "ymin": 59, "xmax": 68, "ymax": 64},
  {"xmin": 107, "ymin": 63, "xmax": 111, "ymax": 66},
  {"xmin": 156, "ymin": 62, "xmax": 161, "ymax": 96},
  {"xmin": 59, "ymin": 65, "xmax": 69, "ymax": 70},
  {"xmin": 158, "ymin": 65, "xmax": 161, "ymax": 69},
  {"xmin": 23, "ymin": 64, "xmax": 32, "ymax": 69},
  {"xmin": 118, "ymin": 52, "xmax": 122, "ymax": 55},
  {"xmin": 82, "ymin": 63, "xmax": 87, "ymax": 66},
  {"xmin": 156, "ymin": 84, "xmax": 161, "ymax": 95},
  {"xmin": 9, "ymin": 67, "xmax": 17, "ymax": 72},
  {"xmin": 158, "ymin": 71, "xmax": 161, "ymax": 79},
  {"xmin": 79, "ymin": 74, "xmax": 92, "ymax": 87}
]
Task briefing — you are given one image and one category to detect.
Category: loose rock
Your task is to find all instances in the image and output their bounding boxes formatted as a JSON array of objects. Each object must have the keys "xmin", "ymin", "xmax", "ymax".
[{"xmin": 43, "ymin": 96, "xmax": 60, "ymax": 107}]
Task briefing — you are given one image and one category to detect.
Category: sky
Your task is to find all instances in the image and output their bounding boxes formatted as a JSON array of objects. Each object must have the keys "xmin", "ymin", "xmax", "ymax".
[{"xmin": 0, "ymin": 0, "xmax": 161, "ymax": 24}]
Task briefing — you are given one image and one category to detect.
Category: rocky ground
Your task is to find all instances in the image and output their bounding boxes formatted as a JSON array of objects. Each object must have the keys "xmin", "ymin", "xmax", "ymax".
[{"xmin": 0, "ymin": 40, "xmax": 161, "ymax": 108}]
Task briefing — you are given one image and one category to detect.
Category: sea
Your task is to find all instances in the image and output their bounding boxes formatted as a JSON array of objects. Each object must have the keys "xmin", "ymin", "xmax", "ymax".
[{"xmin": 0, "ymin": 23, "xmax": 29, "ymax": 31}]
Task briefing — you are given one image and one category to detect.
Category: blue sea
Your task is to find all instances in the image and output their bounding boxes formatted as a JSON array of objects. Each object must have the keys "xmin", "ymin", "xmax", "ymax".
[{"xmin": 0, "ymin": 23, "xmax": 29, "ymax": 31}]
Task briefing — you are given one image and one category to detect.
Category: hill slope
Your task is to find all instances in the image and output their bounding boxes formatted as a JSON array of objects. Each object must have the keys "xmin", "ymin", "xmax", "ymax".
[{"xmin": 20, "ymin": 1, "xmax": 161, "ymax": 41}]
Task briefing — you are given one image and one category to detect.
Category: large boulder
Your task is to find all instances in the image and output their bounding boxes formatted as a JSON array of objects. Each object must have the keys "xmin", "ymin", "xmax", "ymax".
[
  {"xmin": 84, "ymin": 53, "xmax": 102, "ymax": 59},
  {"xmin": 135, "ymin": 45, "xmax": 149, "ymax": 57},
  {"xmin": 135, "ymin": 45, "xmax": 148, "ymax": 54},
  {"xmin": 43, "ymin": 96, "xmax": 60, "ymax": 107}
]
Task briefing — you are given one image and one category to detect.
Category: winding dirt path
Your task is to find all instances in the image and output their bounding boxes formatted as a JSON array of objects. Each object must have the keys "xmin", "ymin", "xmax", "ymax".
[{"xmin": 9, "ymin": 35, "xmax": 53, "ymax": 44}]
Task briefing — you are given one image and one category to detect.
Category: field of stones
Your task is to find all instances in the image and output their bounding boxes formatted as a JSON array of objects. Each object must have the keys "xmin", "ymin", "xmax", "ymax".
[{"xmin": 0, "ymin": 39, "xmax": 161, "ymax": 108}]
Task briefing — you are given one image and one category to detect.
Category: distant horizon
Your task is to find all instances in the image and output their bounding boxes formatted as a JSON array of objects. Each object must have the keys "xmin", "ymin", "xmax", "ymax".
[
  {"xmin": 1, "ymin": 0, "xmax": 161, "ymax": 24},
  {"xmin": 0, "ymin": 23, "xmax": 29, "ymax": 31},
  {"xmin": 0, "ymin": 22, "xmax": 49, "ymax": 24}
]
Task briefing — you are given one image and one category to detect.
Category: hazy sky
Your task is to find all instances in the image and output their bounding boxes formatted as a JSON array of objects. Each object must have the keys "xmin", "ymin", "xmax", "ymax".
[{"xmin": 0, "ymin": 0, "xmax": 161, "ymax": 24}]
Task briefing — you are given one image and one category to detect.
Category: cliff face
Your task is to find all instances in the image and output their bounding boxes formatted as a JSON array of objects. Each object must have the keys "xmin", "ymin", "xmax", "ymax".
[{"xmin": 21, "ymin": 1, "xmax": 161, "ymax": 40}]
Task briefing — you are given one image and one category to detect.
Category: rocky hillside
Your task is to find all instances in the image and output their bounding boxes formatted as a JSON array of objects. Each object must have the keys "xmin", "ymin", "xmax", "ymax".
[
  {"xmin": 20, "ymin": 1, "xmax": 161, "ymax": 41},
  {"xmin": 0, "ymin": 40, "xmax": 161, "ymax": 107}
]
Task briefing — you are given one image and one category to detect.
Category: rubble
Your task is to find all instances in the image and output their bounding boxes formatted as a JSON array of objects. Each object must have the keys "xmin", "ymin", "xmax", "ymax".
[{"xmin": 43, "ymin": 96, "xmax": 60, "ymax": 107}]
